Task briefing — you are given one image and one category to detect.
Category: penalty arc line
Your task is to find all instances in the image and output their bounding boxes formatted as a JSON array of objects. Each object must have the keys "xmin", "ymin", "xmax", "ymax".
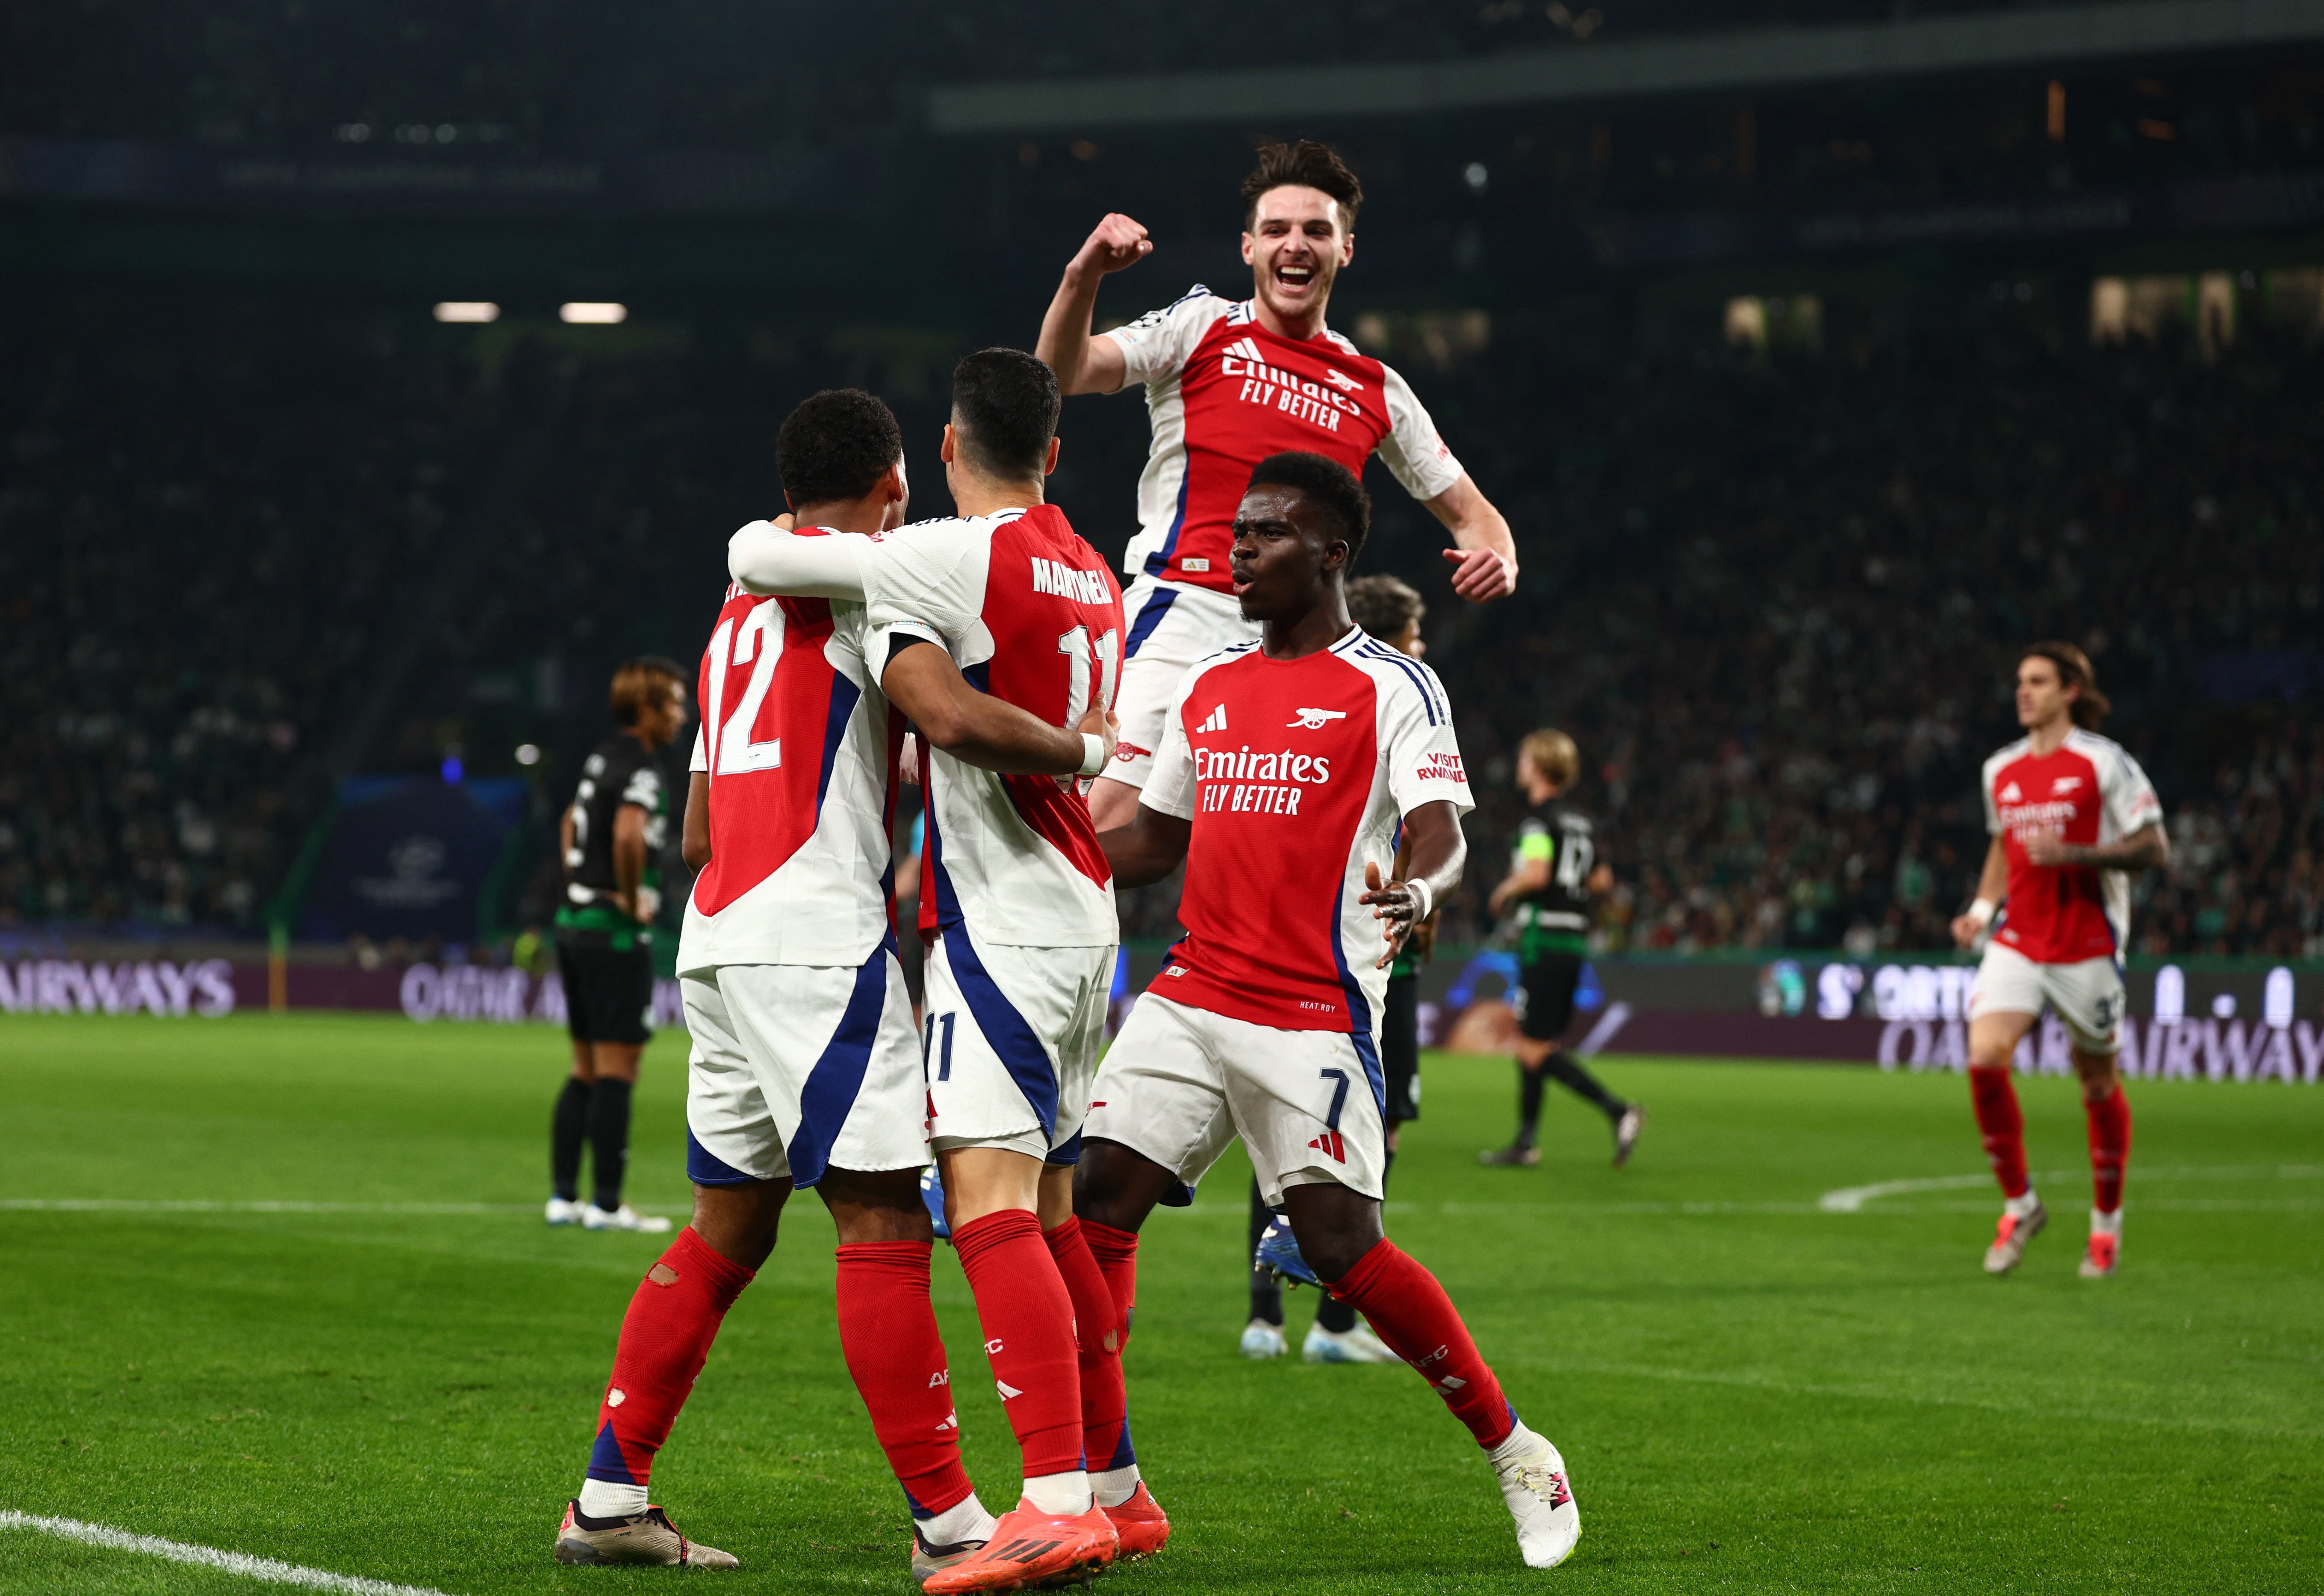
[
  {"xmin": 0, "ymin": 1510, "xmax": 454, "ymax": 1595},
  {"xmin": 1819, "ymin": 1162, "xmax": 2324, "ymax": 1212}
]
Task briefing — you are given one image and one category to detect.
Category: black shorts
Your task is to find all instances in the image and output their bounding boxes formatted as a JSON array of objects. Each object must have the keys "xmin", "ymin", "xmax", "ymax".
[
  {"xmin": 1380, "ymin": 971, "xmax": 1421, "ymax": 1122},
  {"xmin": 556, "ymin": 934, "xmax": 655, "ymax": 1046},
  {"xmin": 1516, "ymin": 952, "xmax": 1583, "ymax": 1044}
]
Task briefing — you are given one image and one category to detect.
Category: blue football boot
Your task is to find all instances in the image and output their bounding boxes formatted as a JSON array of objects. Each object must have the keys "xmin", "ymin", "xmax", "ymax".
[
  {"xmin": 919, "ymin": 1165, "xmax": 950, "ymax": 1240},
  {"xmin": 1253, "ymin": 1210, "xmax": 1319, "ymax": 1289}
]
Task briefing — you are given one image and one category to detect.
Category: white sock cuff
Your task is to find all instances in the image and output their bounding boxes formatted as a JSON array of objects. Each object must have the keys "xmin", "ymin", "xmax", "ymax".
[
  {"xmin": 1091, "ymin": 1464, "xmax": 1142, "ymax": 1509},
  {"xmin": 1020, "ymin": 1470, "xmax": 1093, "ymax": 1517},
  {"xmin": 577, "ymin": 1479, "xmax": 650, "ymax": 1521},
  {"xmin": 917, "ymin": 1492, "xmax": 995, "ymax": 1546},
  {"xmin": 2005, "ymin": 1190, "xmax": 2041, "ymax": 1218},
  {"xmin": 2090, "ymin": 1207, "xmax": 2123, "ymax": 1236},
  {"xmin": 1486, "ymin": 1421, "xmax": 1539, "ymax": 1468}
]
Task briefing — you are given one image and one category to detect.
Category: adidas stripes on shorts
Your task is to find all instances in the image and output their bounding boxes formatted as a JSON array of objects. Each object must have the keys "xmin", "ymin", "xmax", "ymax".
[{"xmin": 1084, "ymin": 993, "xmax": 1388, "ymax": 1208}]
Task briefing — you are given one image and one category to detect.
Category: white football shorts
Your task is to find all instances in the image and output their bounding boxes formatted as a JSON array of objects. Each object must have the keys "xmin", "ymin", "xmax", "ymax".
[
  {"xmin": 1083, "ymin": 994, "xmax": 1388, "ymax": 1208},
  {"xmin": 923, "ymin": 927, "xmax": 1115, "ymax": 1163},
  {"xmin": 684, "ymin": 949, "xmax": 927, "ymax": 1189},
  {"xmin": 1968, "ymin": 942, "xmax": 2125, "ymax": 1054},
  {"xmin": 1106, "ymin": 576, "xmax": 1259, "ymax": 792}
]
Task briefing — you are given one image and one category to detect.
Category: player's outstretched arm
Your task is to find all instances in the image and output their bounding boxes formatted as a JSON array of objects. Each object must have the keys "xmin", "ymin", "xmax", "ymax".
[
  {"xmin": 1036, "ymin": 213, "xmax": 1150, "ymax": 396},
  {"xmin": 1950, "ymin": 835, "xmax": 2011, "ymax": 948},
  {"xmin": 611, "ymin": 803, "xmax": 654, "ymax": 923},
  {"xmin": 880, "ymin": 639, "xmax": 1114, "ymax": 778},
  {"xmin": 1425, "ymin": 475, "xmax": 1519, "ymax": 603},
  {"xmin": 2025, "ymin": 821, "xmax": 2169, "ymax": 873},
  {"xmin": 727, "ymin": 522, "xmax": 869, "ymax": 600},
  {"xmin": 1363, "ymin": 801, "xmax": 1468, "ymax": 968},
  {"xmin": 1096, "ymin": 803, "xmax": 1190, "ymax": 888}
]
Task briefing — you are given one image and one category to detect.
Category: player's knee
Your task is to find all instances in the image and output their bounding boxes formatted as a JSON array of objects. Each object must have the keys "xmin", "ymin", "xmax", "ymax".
[{"xmin": 1071, "ymin": 1138, "xmax": 1170, "ymax": 1233}]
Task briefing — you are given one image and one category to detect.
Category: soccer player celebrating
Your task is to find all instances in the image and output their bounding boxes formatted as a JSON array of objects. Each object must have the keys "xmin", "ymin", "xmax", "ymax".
[
  {"xmin": 1036, "ymin": 139, "xmax": 1520, "ymax": 833},
  {"xmin": 1073, "ymin": 452, "xmax": 1583, "ymax": 1571},
  {"xmin": 726, "ymin": 351, "xmax": 1134, "ymax": 1589},
  {"xmin": 1480, "ymin": 729, "xmax": 1643, "ymax": 1168},
  {"xmin": 1951, "ymin": 643, "xmax": 2166, "ymax": 1280},
  {"xmin": 547, "ymin": 657, "xmax": 687, "ymax": 1234},
  {"xmin": 555, "ymin": 388, "xmax": 1113, "ymax": 1581},
  {"xmin": 1239, "ymin": 572, "xmax": 1429, "ymax": 1364}
]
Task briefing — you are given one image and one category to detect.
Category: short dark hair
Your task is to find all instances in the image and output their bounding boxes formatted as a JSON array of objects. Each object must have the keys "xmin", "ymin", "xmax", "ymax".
[
  {"xmin": 1347, "ymin": 574, "xmax": 1424, "ymax": 639},
  {"xmin": 1242, "ymin": 139, "xmax": 1363, "ymax": 230},
  {"xmin": 1246, "ymin": 451, "xmax": 1371, "ymax": 566},
  {"xmin": 2022, "ymin": 640, "xmax": 2112, "ymax": 729},
  {"xmin": 776, "ymin": 388, "xmax": 902, "ymax": 508},
  {"xmin": 951, "ymin": 348, "xmax": 1059, "ymax": 481},
  {"xmin": 610, "ymin": 656, "xmax": 687, "ymax": 726}
]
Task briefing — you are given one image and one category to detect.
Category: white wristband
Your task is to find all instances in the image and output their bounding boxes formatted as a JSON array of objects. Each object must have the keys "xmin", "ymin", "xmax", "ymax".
[
  {"xmin": 1967, "ymin": 897, "xmax": 1997, "ymax": 929},
  {"xmin": 1077, "ymin": 732, "xmax": 1109, "ymax": 778},
  {"xmin": 1404, "ymin": 878, "xmax": 1433, "ymax": 923}
]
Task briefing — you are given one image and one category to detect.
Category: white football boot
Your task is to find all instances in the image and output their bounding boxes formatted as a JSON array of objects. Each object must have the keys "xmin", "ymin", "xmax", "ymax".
[
  {"xmin": 554, "ymin": 1501, "xmax": 738, "ymax": 1568},
  {"xmin": 1239, "ymin": 1317, "xmax": 1288, "ymax": 1359},
  {"xmin": 1491, "ymin": 1424, "xmax": 1580, "ymax": 1569},
  {"xmin": 1983, "ymin": 1196, "xmax": 2047, "ymax": 1274},
  {"xmin": 545, "ymin": 1196, "xmax": 584, "ymax": 1226},
  {"xmin": 1303, "ymin": 1322, "xmax": 1402, "ymax": 1364},
  {"xmin": 583, "ymin": 1202, "xmax": 672, "ymax": 1233}
]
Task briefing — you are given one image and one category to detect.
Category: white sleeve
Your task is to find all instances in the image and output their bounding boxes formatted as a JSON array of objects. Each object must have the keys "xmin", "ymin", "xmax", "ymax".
[
  {"xmin": 727, "ymin": 522, "xmax": 868, "ymax": 600},
  {"xmin": 687, "ymin": 730, "xmax": 707, "ymax": 775},
  {"xmin": 1103, "ymin": 287, "xmax": 1226, "ymax": 391},
  {"xmin": 1982, "ymin": 757, "xmax": 2003, "ymax": 835},
  {"xmin": 1384, "ymin": 664, "xmax": 1474, "ymax": 818},
  {"xmin": 861, "ymin": 522, "xmax": 985, "ymax": 662},
  {"xmin": 1141, "ymin": 670, "xmax": 1203, "ymax": 821},
  {"xmin": 2102, "ymin": 748, "xmax": 2163, "ymax": 839},
  {"xmin": 620, "ymin": 762, "xmax": 664, "ymax": 811},
  {"xmin": 1373, "ymin": 364, "xmax": 1466, "ymax": 503}
]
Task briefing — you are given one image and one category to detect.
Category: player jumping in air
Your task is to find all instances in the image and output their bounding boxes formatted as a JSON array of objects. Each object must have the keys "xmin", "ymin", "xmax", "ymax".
[
  {"xmin": 547, "ymin": 657, "xmax": 688, "ymax": 1234},
  {"xmin": 1951, "ymin": 643, "xmax": 2167, "ymax": 1280},
  {"xmin": 1239, "ymin": 573, "xmax": 1431, "ymax": 1364},
  {"xmin": 554, "ymin": 389, "xmax": 1111, "ymax": 1578},
  {"xmin": 1036, "ymin": 138, "xmax": 1520, "ymax": 833},
  {"xmin": 1074, "ymin": 452, "xmax": 1583, "ymax": 1571},
  {"xmin": 726, "ymin": 351, "xmax": 1144, "ymax": 1590},
  {"xmin": 1479, "ymin": 729, "xmax": 1643, "ymax": 1168}
]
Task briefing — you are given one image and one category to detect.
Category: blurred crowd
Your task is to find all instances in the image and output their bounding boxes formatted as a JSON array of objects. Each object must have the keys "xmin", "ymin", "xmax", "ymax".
[{"xmin": 3, "ymin": 298, "xmax": 2318, "ymax": 958}]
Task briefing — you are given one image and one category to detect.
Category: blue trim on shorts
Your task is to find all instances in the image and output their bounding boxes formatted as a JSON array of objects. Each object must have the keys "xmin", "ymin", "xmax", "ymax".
[
  {"xmin": 1122, "ymin": 584, "xmax": 1179, "ymax": 661},
  {"xmin": 1326, "ymin": 901, "xmax": 1389, "ymax": 1120},
  {"xmin": 686, "ymin": 1128, "xmax": 759, "ymax": 1187},
  {"xmin": 1047, "ymin": 1130, "xmax": 1083, "ymax": 1167},
  {"xmin": 783, "ymin": 935, "xmax": 900, "ymax": 1189},
  {"xmin": 1141, "ymin": 471, "xmax": 1195, "ymax": 578},
  {"xmin": 926, "ymin": 828, "xmax": 1060, "ymax": 1139}
]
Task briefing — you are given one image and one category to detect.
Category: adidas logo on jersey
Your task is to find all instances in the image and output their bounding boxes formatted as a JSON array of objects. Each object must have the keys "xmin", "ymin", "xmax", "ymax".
[
  {"xmin": 1287, "ymin": 707, "xmax": 1346, "ymax": 729},
  {"xmin": 1218, "ymin": 336, "xmax": 1364, "ymax": 431},
  {"xmin": 1196, "ymin": 705, "xmax": 1228, "ymax": 734},
  {"xmin": 1999, "ymin": 782, "xmax": 2022, "ymax": 802},
  {"xmin": 1029, "ymin": 556, "xmax": 1111, "ymax": 605}
]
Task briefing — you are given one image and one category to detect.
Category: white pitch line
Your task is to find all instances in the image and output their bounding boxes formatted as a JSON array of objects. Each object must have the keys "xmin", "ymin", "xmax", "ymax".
[
  {"xmin": 1820, "ymin": 1163, "xmax": 2324, "ymax": 1213},
  {"xmin": 0, "ymin": 1199, "xmax": 534, "ymax": 1215},
  {"xmin": 0, "ymin": 1510, "xmax": 452, "ymax": 1595}
]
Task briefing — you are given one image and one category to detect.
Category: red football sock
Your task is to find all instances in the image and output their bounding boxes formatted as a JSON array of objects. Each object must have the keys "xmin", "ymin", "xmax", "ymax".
[
  {"xmin": 1046, "ymin": 1217, "xmax": 1131, "ymax": 1473},
  {"xmin": 1328, "ymin": 1238, "xmax": 1516, "ymax": 1450},
  {"xmin": 585, "ymin": 1227, "xmax": 755, "ymax": 1487},
  {"xmin": 951, "ymin": 1209, "xmax": 1085, "ymax": 1480},
  {"xmin": 836, "ymin": 1241, "xmax": 975, "ymax": 1517},
  {"xmin": 1968, "ymin": 1065, "xmax": 2030, "ymax": 1200},
  {"xmin": 1079, "ymin": 1219, "xmax": 1140, "ymax": 1346},
  {"xmin": 2085, "ymin": 1083, "xmax": 2132, "ymax": 1215}
]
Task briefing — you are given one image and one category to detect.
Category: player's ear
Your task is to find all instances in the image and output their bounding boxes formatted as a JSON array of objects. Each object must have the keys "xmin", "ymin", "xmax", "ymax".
[
  {"xmin": 939, "ymin": 423, "xmax": 957, "ymax": 466},
  {"xmin": 1042, "ymin": 436, "xmax": 1061, "ymax": 478},
  {"xmin": 1339, "ymin": 227, "xmax": 1354, "ymax": 265},
  {"xmin": 1241, "ymin": 230, "xmax": 1256, "ymax": 266}
]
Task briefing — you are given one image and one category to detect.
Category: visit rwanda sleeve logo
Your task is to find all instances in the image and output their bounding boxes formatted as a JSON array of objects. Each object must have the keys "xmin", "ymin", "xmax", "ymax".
[{"xmin": 1417, "ymin": 752, "xmax": 1466, "ymax": 782}]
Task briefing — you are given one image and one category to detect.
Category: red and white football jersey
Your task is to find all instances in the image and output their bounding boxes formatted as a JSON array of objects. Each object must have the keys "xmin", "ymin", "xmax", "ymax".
[
  {"xmin": 863, "ymin": 505, "xmax": 1125, "ymax": 948},
  {"xmin": 1982, "ymin": 729, "xmax": 2162, "ymax": 964},
  {"xmin": 1103, "ymin": 288, "xmax": 1464, "ymax": 596},
  {"xmin": 678, "ymin": 560, "xmax": 902, "ymax": 973},
  {"xmin": 1141, "ymin": 627, "xmax": 1474, "ymax": 1034}
]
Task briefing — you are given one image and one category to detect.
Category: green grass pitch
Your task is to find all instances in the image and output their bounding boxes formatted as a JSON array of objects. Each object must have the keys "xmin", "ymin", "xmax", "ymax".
[{"xmin": 0, "ymin": 1012, "xmax": 2318, "ymax": 1594}]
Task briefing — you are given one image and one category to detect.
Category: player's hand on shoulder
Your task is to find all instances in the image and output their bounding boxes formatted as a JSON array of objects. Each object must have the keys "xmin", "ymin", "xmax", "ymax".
[
  {"xmin": 1442, "ymin": 546, "xmax": 1517, "ymax": 603},
  {"xmin": 1075, "ymin": 213, "xmax": 1153, "ymax": 277},
  {"xmin": 772, "ymin": 513, "xmax": 796, "ymax": 531}
]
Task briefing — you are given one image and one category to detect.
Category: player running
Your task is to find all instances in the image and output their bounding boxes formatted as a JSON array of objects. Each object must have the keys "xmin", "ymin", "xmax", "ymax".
[
  {"xmin": 1036, "ymin": 138, "xmax": 1520, "ymax": 832},
  {"xmin": 1071, "ymin": 451, "xmax": 1583, "ymax": 1571},
  {"xmin": 1239, "ymin": 573, "xmax": 1429, "ymax": 1364},
  {"xmin": 725, "ymin": 351, "xmax": 1136, "ymax": 1590},
  {"xmin": 1951, "ymin": 643, "xmax": 2167, "ymax": 1280},
  {"xmin": 1479, "ymin": 729, "xmax": 1643, "ymax": 1169},
  {"xmin": 554, "ymin": 389, "xmax": 1112, "ymax": 1579},
  {"xmin": 547, "ymin": 657, "xmax": 687, "ymax": 1234}
]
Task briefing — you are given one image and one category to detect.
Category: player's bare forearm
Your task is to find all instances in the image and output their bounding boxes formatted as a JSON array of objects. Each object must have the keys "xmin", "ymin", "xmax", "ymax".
[
  {"xmin": 881, "ymin": 640, "xmax": 1099, "ymax": 776},
  {"xmin": 1038, "ymin": 214, "xmax": 1148, "ymax": 395},
  {"xmin": 611, "ymin": 805, "xmax": 649, "ymax": 920},
  {"xmin": 1486, "ymin": 856, "xmax": 1546, "ymax": 918},
  {"xmin": 1097, "ymin": 804, "xmax": 1190, "ymax": 888},
  {"xmin": 1950, "ymin": 838, "xmax": 2011, "ymax": 948},
  {"xmin": 2026, "ymin": 822, "xmax": 2168, "ymax": 872},
  {"xmin": 681, "ymin": 772, "xmax": 711, "ymax": 873},
  {"xmin": 1363, "ymin": 802, "xmax": 1467, "ymax": 965},
  {"xmin": 1425, "ymin": 476, "xmax": 1518, "ymax": 603}
]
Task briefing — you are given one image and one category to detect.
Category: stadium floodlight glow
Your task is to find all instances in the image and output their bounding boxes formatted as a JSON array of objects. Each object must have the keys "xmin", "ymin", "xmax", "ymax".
[
  {"xmin": 514, "ymin": 743, "xmax": 542, "ymax": 767},
  {"xmin": 433, "ymin": 302, "xmax": 500, "ymax": 323},
  {"xmin": 559, "ymin": 302, "xmax": 628, "ymax": 325}
]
